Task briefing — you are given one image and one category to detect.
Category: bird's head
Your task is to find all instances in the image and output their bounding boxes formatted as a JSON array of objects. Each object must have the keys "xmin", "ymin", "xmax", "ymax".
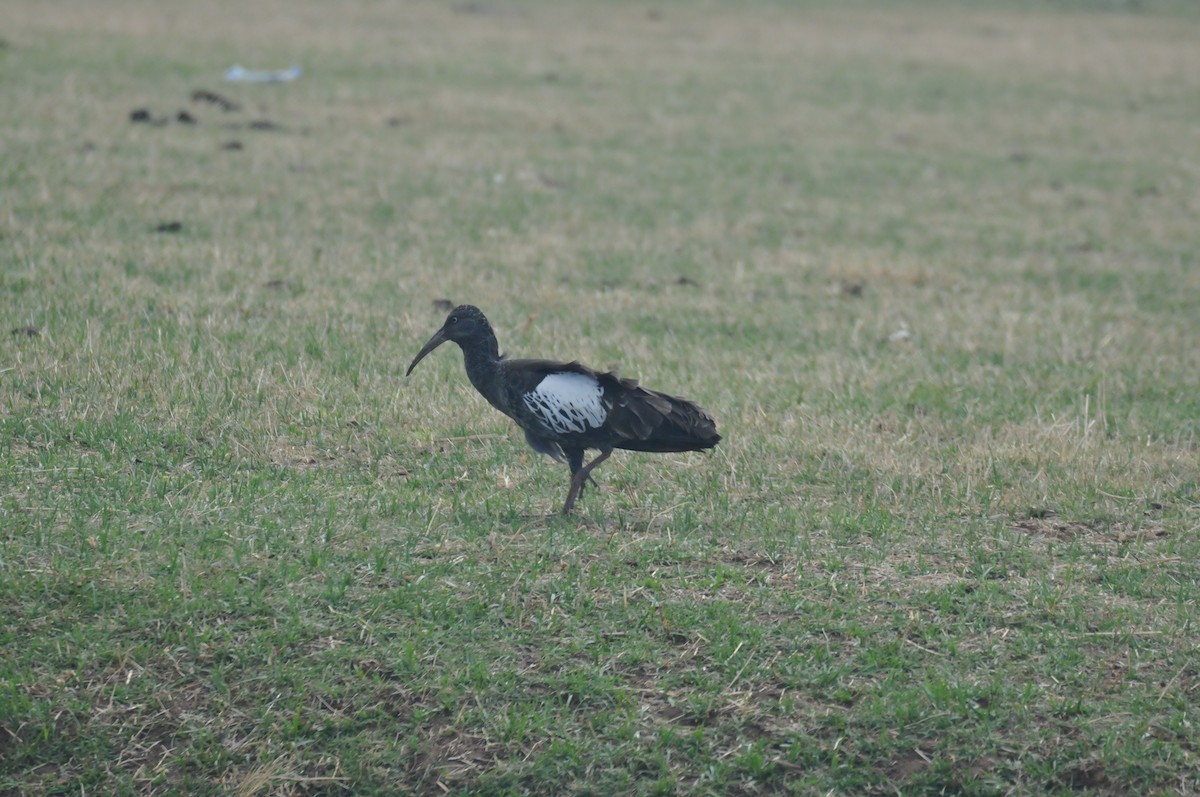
[{"xmin": 406, "ymin": 305, "xmax": 490, "ymax": 375}]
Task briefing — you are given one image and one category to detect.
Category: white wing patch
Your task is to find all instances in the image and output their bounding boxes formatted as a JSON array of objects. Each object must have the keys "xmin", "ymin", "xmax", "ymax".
[{"xmin": 523, "ymin": 372, "xmax": 607, "ymax": 435}]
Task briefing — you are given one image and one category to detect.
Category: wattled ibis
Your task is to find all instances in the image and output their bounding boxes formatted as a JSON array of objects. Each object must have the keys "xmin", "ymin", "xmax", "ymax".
[{"xmin": 406, "ymin": 305, "xmax": 720, "ymax": 514}]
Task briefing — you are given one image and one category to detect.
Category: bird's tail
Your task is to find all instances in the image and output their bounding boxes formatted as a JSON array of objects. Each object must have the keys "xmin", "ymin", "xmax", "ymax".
[{"xmin": 608, "ymin": 382, "xmax": 721, "ymax": 453}]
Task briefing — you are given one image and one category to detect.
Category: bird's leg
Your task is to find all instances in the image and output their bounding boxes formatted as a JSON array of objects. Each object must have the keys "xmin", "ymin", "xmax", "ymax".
[
  {"xmin": 565, "ymin": 448, "xmax": 600, "ymax": 500},
  {"xmin": 562, "ymin": 447, "xmax": 613, "ymax": 515},
  {"xmin": 562, "ymin": 449, "xmax": 586, "ymax": 514},
  {"xmin": 566, "ymin": 448, "xmax": 584, "ymax": 488}
]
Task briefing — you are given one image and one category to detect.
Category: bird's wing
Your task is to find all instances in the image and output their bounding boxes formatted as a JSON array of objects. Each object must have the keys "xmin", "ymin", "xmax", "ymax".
[
  {"xmin": 606, "ymin": 384, "xmax": 721, "ymax": 452},
  {"xmin": 499, "ymin": 360, "xmax": 609, "ymax": 434},
  {"xmin": 500, "ymin": 359, "xmax": 718, "ymax": 451},
  {"xmin": 520, "ymin": 370, "xmax": 608, "ymax": 435}
]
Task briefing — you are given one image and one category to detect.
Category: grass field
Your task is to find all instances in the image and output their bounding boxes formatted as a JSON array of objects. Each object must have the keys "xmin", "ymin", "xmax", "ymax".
[{"xmin": 3, "ymin": 0, "xmax": 1200, "ymax": 794}]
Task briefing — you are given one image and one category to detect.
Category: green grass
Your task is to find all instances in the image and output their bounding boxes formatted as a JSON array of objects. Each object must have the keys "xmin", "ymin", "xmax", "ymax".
[{"xmin": 3, "ymin": 0, "xmax": 1199, "ymax": 794}]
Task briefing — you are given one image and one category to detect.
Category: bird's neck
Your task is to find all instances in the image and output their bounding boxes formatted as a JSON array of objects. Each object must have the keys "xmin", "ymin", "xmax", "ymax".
[{"xmin": 459, "ymin": 330, "xmax": 506, "ymax": 409}]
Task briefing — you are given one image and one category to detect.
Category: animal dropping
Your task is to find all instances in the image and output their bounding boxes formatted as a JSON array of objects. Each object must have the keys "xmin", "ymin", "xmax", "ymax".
[{"xmin": 406, "ymin": 305, "xmax": 720, "ymax": 514}]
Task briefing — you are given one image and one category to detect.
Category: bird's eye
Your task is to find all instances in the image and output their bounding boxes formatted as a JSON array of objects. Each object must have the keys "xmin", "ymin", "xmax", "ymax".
[{"xmin": 449, "ymin": 316, "xmax": 458, "ymax": 325}]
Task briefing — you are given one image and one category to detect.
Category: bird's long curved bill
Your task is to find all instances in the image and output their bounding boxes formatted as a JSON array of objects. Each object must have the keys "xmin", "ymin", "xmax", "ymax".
[{"xmin": 405, "ymin": 328, "xmax": 448, "ymax": 376}]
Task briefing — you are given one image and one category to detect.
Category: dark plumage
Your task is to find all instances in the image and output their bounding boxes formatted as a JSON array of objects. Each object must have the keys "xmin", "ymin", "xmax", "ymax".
[{"xmin": 406, "ymin": 305, "xmax": 720, "ymax": 514}]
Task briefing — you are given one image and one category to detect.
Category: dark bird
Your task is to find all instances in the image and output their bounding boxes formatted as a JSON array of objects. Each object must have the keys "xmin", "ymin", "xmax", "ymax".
[{"xmin": 406, "ymin": 305, "xmax": 720, "ymax": 514}]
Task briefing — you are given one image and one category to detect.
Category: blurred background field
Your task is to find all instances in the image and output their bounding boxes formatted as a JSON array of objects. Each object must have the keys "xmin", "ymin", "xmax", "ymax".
[{"xmin": 2, "ymin": 1, "xmax": 1199, "ymax": 794}]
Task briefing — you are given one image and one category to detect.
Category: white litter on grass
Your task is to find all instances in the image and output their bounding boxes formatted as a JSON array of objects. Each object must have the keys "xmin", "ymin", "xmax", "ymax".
[{"xmin": 224, "ymin": 65, "xmax": 302, "ymax": 83}]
